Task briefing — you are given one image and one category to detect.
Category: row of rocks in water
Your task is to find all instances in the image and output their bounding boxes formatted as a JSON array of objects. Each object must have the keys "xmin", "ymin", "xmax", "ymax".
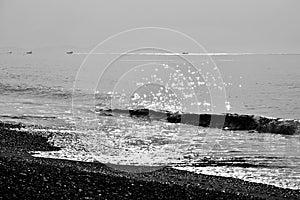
[
  {"xmin": 167, "ymin": 112, "xmax": 300, "ymax": 135},
  {"xmin": 98, "ymin": 108, "xmax": 300, "ymax": 135},
  {"xmin": 3, "ymin": 108, "xmax": 298, "ymax": 135}
]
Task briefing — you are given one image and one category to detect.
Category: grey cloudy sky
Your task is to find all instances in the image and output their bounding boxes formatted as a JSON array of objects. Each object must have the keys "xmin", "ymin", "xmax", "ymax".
[{"xmin": 0, "ymin": 0, "xmax": 299, "ymax": 52}]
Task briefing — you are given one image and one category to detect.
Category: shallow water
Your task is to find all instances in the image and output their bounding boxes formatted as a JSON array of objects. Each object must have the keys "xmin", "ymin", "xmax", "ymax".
[
  {"xmin": 1, "ymin": 51, "xmax": 300, "ymax": 189},
  {"xmin": 28, "ymin": 114, "xmax": 300, "ymax": 189}
]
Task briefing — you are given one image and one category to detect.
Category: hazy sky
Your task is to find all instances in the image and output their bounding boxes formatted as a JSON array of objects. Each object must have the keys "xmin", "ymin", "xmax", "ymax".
[{"xmin": 0, "ymin": 0, "xmax": 299, "ymax": 52}]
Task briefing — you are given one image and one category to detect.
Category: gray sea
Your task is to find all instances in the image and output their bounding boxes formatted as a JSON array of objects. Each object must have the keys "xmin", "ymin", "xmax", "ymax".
[{"xmin": 0, "ymin": 49, "xmax": 299, "ymax": 189}]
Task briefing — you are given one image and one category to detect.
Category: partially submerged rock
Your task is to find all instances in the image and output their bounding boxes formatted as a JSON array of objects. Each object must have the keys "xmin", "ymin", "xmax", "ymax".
[
  {"xmin": 97, "ymin": 107, "xmax": 300, "ymax": 135},
  {"xmin": 256, "ymin": 117, "xmax": 300, "ymax": 135}
]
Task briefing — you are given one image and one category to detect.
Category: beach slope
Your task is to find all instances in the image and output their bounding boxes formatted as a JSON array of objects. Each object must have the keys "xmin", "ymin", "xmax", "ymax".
[{"xmin": 0, "ymin": 122, "xmax": 299, "ymax": 200}]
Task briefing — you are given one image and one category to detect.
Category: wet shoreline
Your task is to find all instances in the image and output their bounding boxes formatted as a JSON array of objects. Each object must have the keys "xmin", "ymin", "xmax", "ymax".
[{"xmin": 1, "ymin": 121, "xmax": 299, "ymax": 199}]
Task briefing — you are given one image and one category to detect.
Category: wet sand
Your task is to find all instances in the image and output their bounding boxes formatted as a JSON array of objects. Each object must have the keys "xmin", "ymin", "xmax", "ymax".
[{"xmin": 0, "ymin": 122, "xmax": 299, "ymax": 199}]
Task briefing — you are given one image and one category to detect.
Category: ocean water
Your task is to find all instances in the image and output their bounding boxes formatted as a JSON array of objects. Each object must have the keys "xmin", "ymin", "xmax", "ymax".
[{"xmin": 0, "ymin": 50, "xmax": 300, "ymax": 189}]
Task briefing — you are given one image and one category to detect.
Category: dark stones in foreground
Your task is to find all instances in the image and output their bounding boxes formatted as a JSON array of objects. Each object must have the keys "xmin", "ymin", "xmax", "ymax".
[
  {"xmin": 0, "ymin": 157, "xmax": 253, "ymax": 200},
  {"xmin": 1, "ymin": 121, "xmax": 300, "ymax": 199}
]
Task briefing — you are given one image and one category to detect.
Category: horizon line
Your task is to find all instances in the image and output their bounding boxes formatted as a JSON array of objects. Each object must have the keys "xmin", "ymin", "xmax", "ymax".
[{"xmin": 72, "ymin": 52, "xmax": 300, "ymax": 56}]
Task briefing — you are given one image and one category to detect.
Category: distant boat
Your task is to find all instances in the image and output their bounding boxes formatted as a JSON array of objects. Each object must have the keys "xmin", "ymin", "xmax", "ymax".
[
  {"xmin": 26, "ymin": 51, "xmax": 32, "ymax": 54},
  {"xmin": 66, "ymin": 51, "xmax": 73, "ymax": 54},
  {"xmin": 182, "ymin": 52, "xmax": 189, "ymax": 55},
  {"xmin": 7, "ymin": 51, "xmax": 12, "ymax": 54}
]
